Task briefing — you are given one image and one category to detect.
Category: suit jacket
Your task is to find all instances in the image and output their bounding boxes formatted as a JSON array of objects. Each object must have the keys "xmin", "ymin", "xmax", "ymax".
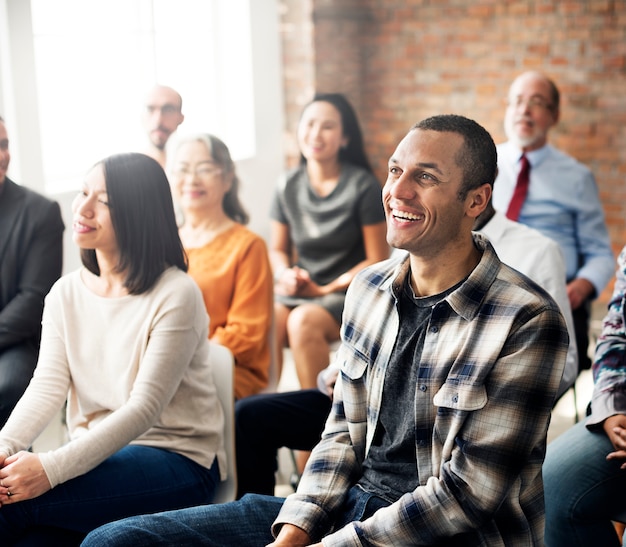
[{"xmin": 0, "ymin": 177, "xmax": 64, "ymax": 350}]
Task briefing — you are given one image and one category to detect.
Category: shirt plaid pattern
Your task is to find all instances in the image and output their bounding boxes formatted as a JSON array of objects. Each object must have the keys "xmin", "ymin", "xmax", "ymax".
[{"xmin": 274, "ymin": 234, "xmax": 568, "ymax": 546}]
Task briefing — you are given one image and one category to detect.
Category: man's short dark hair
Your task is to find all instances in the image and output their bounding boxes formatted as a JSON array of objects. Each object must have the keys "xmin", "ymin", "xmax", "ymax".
[{"xmin": 412, "ymin": 114, "xmax": 497, "ymax": 200}]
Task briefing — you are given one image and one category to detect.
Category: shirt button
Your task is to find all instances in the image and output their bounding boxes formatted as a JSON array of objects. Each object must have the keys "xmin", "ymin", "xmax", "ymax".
[
  {"xmin": 419, "ymin": 384, "xmax": 427, "ymax": 392},
  {"xmin": 452, "ymin": 395, "xmax": 459, "ymax": 403},
  {"xmin": 430, "ymin": 326, "xmax": 439, "ymax": 333}
]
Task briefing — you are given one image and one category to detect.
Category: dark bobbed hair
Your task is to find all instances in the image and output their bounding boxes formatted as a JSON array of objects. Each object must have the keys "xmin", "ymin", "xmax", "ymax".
[
  {"xmin": 80, "ymin": 153, "xmax": 187, "ymax": 294},
  {"xmin": 173, "ymin": 133, "xmax": 249, "ymax": 225},
  {"xmin": 411, "ymin": 114, "xmax": 497, "ymax": 200},
  {"xmin": 299, "ymin": 92, "xmax": 373, "ymax": 173}
]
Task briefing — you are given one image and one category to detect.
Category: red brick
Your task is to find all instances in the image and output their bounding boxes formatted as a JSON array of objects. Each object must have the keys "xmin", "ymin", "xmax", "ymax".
[{"xmin": 279, "ymin": 0, "xmax": 626, "ymax": 304}]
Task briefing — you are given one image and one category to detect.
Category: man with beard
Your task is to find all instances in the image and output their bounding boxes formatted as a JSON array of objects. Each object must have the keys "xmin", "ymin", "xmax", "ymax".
[
  {"xmin": 141, "ymin": 85, "xmax": 185, "ymax": 169},
  {"xmin": 493, "ymin": 70, "xmax": 613, "ymax": 374}
]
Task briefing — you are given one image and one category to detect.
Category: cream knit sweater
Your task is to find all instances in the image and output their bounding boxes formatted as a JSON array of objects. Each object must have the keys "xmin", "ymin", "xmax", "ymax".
[{"xmin": 0, "ymin": 267, "xmax": 225, "ymax": 487}]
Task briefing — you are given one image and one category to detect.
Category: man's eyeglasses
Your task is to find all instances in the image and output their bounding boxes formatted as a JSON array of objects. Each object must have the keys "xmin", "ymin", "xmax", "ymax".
[
  {"xmin": 145, "ymin": 104, "xmax": 181, "ymax": 116},
  {"xmin": 507, "ymin": 95, "xmax": 554, "ymax": 111}
]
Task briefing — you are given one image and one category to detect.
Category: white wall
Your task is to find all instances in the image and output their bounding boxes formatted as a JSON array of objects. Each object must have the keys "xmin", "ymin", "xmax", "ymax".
[
  {"xmin": 238, "ymin": 0, "xmax": 285, "ymax": 242},
  {"xmin": 0, "ymin": 0, "xmax": 284, "ymax": 263}
]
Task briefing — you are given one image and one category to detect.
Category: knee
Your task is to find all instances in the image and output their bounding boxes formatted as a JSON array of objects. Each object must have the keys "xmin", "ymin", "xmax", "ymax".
[
  {"xmin": 235, "ymin": 396, "xmax": 272, "ymax": 446},
  {"xmin": 286, "ymin": 306, "xmax": 322, "ymax": 342},
  {"xmin": 81, "ymin": 521, "xmax": 123, "ymax": 547},
  {"xmin": 235, "ymin": 396, "xmax": 259, "ymax": 434}
]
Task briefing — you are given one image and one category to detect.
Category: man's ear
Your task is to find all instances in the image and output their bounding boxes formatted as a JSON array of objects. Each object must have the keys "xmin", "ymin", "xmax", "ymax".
[
  {"xmin": 466, "ymin": 183, "xmax": 492, "ymax": 219},
  {"xmin": 550, "ymin": 106, "xmax": 559, "ymax": 126}
]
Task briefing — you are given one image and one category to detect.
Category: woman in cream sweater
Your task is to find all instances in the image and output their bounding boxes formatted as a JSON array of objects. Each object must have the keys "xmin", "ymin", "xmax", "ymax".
[{"xmin": 0, "ymin": 153, "xmax": 225, "ymax": 545}]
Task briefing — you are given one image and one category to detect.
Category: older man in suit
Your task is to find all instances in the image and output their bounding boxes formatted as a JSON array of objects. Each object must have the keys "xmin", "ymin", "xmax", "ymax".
[{"xmin": 0, "ymin": 116, "xmax": 64, "ymax": 427}]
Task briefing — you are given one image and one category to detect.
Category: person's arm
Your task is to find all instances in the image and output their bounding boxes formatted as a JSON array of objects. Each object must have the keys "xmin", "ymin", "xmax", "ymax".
[
  {"xmin": 210, "ymin": 237, "xmax": 273, "ymax": 396},
  {"xmin": 531, "ymin": 240, "xmax": 579, "ymax": 398},
  {"xmin": 567, "ymin": 277, "xmax": 596, "ymax": 310},
  {"xmin": 269, "ymin": 219, "xmax": 292, "ymax": 276},
  {"xmin": 272, "ymin": 362, "xmax": 364, "ymax": 542},
  {"xmin": 587, "ymin": 246, "xmax": 626, "ymax": 433},
  {"xmin": 301, "ymin": 222, "xmax": 388, "ymax": 297},
  {"xmin": 270, "ymin": 219, "xmax": 313, "ymax": 297},
  {"xmin": 571, "ymin": 170, "xmax": 614, "ymax": 305},
  {"xmin": 0, "ymin": 200, "xmax": 64, "ymax": 349},
  {"xmin": 267, "ymin": 524, "xmax": 312, "ymax": 547}
]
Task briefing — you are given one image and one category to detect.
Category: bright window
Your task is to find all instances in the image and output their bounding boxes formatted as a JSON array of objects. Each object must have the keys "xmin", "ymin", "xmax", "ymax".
[{"xmin": 30, "ymin": 0, "xmax": 255, "ymax": 193}]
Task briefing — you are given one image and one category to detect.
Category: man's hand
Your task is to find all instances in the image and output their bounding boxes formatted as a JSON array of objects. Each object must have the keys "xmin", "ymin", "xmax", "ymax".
[
  {"xmin": 266, "ymin": 524, "xmax": 313, "ymax": 546},
  {"xmin": 566, "ymin": 278, "xmax": 594, "ymax": 310},
  {"xmin": 0, "ymin": 451, "xmax": 51, "ymax": 505},
  {"xmin": 604, "ymin": 414, "xmax": 626, "ymax": 468}
]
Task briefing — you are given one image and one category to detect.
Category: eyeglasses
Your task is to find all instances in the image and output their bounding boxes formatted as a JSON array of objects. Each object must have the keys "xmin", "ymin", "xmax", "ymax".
[
  {"xmin": 172, "ymin": 166, "xmax": 223, "ymax": 179},
  {"xmin": 145, "ymin": 104, "xmax": 181, "ymax": 116},
  {"xmin": 506, "ymin": 96, "xmax": 554, "ymax": 111}
]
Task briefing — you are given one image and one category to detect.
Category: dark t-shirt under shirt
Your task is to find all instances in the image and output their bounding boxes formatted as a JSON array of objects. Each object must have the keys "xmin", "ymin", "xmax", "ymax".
[{"xmin": 357, "ymin": 276, "xmax": 462, "ymax": 503}]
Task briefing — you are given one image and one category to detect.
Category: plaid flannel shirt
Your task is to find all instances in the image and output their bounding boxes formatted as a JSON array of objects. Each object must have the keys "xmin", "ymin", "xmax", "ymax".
[{"xmin": 273, "ymin": 234, "xmax": 568, "ymax": 546}]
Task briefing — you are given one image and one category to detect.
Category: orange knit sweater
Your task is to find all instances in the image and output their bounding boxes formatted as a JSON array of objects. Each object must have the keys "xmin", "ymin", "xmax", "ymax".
[{"xmin": 185, "ymin": 224, "xmax": 273, "ymax": 399}]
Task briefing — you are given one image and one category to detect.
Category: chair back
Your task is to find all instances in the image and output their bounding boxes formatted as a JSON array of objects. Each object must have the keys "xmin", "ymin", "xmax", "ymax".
[{"xmin": 210, "ymin": 342, "xmax": 237, "ymax": 503}]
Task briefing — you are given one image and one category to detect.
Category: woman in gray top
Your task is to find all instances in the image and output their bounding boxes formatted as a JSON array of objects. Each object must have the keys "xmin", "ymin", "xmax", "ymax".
[{"xmin": 270, "ymin": 93, "xmax": 388, "ymax": 390}]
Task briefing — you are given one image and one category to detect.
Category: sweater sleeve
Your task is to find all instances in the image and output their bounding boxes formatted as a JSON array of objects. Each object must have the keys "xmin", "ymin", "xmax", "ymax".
[
  {"xmin": 211, "ymin": 236, "xmax": 273, "ymax": 399},
  {"xmin": 0, "ymin": 280, "xmax": 72, "ymax": 459}
]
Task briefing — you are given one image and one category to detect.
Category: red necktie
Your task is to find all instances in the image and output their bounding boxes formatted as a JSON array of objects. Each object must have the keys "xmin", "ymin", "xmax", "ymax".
[{"xmin": 506, "ymin": 154, "xmax": 530, "ymax": 221}]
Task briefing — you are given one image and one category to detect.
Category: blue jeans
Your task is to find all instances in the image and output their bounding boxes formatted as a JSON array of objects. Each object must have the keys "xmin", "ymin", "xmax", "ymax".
[
  {"xmin": 544, "ymin": 418, "xmax": 626, "ymax": 546},
  {"xmin": 0, "ymin": 445, "xmax": 219, "ymax": 546},
  {"xmin": 81, "ymin": 486, "xmax": 390, "ymax": 546}
]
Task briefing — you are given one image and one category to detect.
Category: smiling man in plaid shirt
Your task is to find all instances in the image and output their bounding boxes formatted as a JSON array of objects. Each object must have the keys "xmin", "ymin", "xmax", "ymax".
[{"xmin": 82, "ymin": 114, "xmax": 568, "ymax": 547}]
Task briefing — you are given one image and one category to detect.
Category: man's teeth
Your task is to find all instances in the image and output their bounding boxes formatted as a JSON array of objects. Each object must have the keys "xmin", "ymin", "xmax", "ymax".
[{"xmin": 393, "ymin": 210, "xmax": 423, "ymax": 221}]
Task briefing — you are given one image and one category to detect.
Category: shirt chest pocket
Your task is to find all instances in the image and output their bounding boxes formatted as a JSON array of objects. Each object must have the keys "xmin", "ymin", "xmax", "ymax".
[
  {"xmin": 340, "ymin": 348, "xmax": 369, "ymax": 382},
  {"xmin": 433, "ymin": 382, "xmax": 488, "ymax": 412}
]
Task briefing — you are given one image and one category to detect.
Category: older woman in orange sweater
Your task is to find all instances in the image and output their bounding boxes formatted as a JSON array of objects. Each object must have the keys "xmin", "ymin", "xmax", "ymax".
[{"xmin": 170, "ymin": 134, "xmax": 273, "ymax": 399}]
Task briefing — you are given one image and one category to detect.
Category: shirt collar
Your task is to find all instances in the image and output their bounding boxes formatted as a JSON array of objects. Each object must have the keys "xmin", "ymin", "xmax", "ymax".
[
  {"xmin": 384, "ymin": 234, "xmax": 501, "ymax": 321},
  {"xmin": 506, "ymin": 141, "xmax": 551, "ymax": 169},
  {"xmin": 476, "ymin": 210, "xmax": 508, "ymax": 244}
]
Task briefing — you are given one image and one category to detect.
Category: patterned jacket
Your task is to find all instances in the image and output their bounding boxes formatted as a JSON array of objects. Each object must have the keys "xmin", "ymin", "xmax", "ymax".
[{"xmin": 588, "ymin": 245, "xmax": 625, "ymax": 428}]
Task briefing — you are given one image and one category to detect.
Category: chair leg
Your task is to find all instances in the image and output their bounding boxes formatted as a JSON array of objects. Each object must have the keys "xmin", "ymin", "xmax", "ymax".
[
  {"xmin": 289, "ymin": 450, "xmax": 301, "ymax": 492},
  {"xmin": 572, "ymin": 383, "xmax": 579, "ymax": 424}
]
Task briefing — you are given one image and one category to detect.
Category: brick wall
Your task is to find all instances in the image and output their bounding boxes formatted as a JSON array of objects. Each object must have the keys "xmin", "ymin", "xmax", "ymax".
[{"xmin": 278, "ymin": 0, "xmax": 626, "ymax": 303}]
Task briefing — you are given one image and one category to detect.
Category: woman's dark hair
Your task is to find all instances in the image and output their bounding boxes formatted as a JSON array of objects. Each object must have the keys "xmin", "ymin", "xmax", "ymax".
[
  {"xmin": 174, "ymin": 134, "xmax": 249, "ymax": 225},
  {"xmin": 80, "ymin": 152, "xmax": 187, "ymax": 294},
  {"xmin": 299, "ymin": 92, "xmax": 373, "ymax": 173}
]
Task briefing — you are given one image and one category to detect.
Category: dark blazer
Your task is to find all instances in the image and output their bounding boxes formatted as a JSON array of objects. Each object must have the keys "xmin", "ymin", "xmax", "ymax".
[{"xmin": 0, "ymin": 177, "xmax": 64, "ymax": 350}]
